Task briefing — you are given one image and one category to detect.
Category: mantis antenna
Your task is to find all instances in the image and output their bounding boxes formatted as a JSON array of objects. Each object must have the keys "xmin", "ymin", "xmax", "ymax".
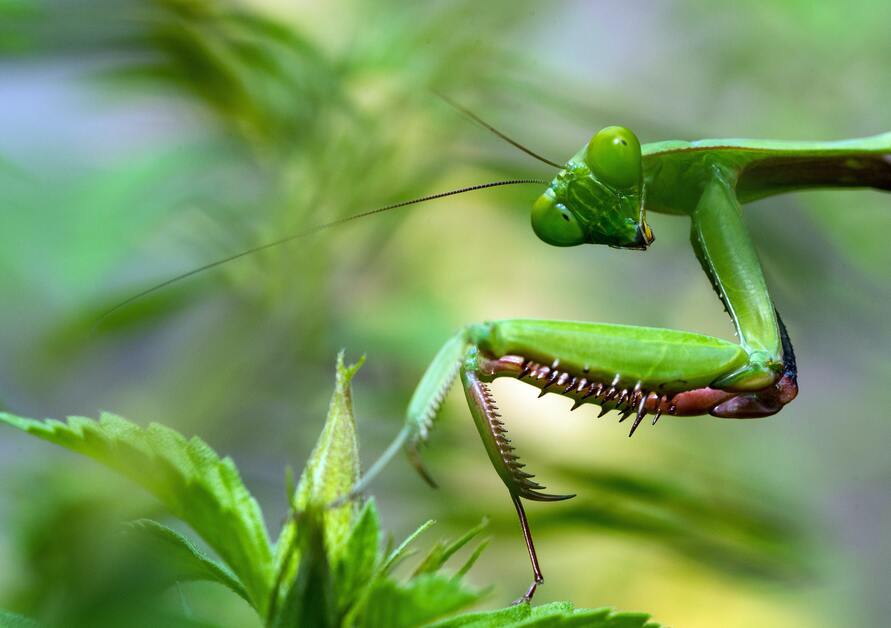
[
  {"xmin": 96, "ymin": 178, "xmax": 549, "ymax": 327},
  {"xmin": 434, "ymin": 91, "xmax": 564, "ymax": 169}
]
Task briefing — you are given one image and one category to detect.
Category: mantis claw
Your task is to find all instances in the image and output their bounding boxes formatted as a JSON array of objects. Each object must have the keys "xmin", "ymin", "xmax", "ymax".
[
  {"xmin": 406, "ymin": 441, "xmax": 439, "ymax": 489},
  {"xmin": 522, "ymin": 489, "xmax": 576, "ymax": 502}
]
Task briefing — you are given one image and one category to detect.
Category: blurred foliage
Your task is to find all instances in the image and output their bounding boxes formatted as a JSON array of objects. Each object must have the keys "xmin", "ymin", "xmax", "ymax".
[
  {"xmin": 466, "ymin": 461, "xmax": 811, "ymax": 585},
  {"xmin": 0, "ymin": 1, "xmax": 889, "ymax": 627},
  {"xmin": 0, "ymin": 611, "xmax": 40, "ymax": 628}
]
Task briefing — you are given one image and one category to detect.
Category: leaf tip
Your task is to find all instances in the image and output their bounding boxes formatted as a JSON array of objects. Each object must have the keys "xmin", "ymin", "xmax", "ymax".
[{"xmin": 335, "ymin": 350, "xmax": 366, "ymax": 384}]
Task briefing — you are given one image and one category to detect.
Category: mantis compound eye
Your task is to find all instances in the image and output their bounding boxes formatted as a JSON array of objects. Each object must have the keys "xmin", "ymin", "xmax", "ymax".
[
  {"xmin": 531, "ymin": 191, "xmax": 586, "ymax": 246},
  {"xmin": 585, "ymin": 126, "xmax": 642, "ymax": 189}
]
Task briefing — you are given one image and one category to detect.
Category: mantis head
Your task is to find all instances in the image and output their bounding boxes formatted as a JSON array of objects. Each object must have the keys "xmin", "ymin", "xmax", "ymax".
[{"xmin": 531, "ymin": 126, "xmax": 654, "ymax": 250}]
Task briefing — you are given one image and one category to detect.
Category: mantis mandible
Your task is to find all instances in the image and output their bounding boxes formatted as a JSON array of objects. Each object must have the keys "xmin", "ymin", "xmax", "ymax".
[{"xmin": 108, "ymin": 98, "xmax": 891, "ymax": 602}]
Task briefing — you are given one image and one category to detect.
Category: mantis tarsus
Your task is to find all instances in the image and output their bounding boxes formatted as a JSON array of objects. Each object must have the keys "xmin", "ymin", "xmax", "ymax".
[{"xmin": 110, "ymin": 99, "xmax": 891, "ymax": 602}]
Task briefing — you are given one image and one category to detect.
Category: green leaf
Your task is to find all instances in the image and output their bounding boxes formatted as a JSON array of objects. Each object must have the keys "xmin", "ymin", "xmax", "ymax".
[
  {"xmin": 428, "ymin": 603, "xmax": 530, "ymax": 628},
  {"xmin": 272, "ymin": 508, "xmax": 336, "ymax": 628},
  {"xmin": 273, "ymin": 352, "xmax": 364, "ymax": 596},
  {"xmin": 0, "ymin": 411, "xmax": 273, "ymax": 616},
  {"xmin": 353, "ymin": 573, "xmax": 482, "ymax": 628},
  {"xmin": 429, "ymin": 601, "xmax": 662, "ymax": 628},
  {"xmin": 294, "ymin": 351, "xmax": 364, "ymax": 546},
  {"xmin": 0, "ymin": 610, "xmax": 42, "ymax": 628},
  {"xmin": 412, "ymin": 518, "xmax": 488, "ymax": 577},
  {"xmin": 125, "ymin": 519, "xmax": 250, "ymax": 603},
  {"xmin": 334, "ymin": 499, "xmax": 382, "ymax": 614},
  {"xmin": 453, "ymin": 538, "xmax": 489, "ymax": 580},
  {"xmin": 381, "ymin": 519, "xmax": 436, "ymax": 576},
  {"xmin": 339, "ymin": 518, "xmax": 491, "ymax": 627},
  {"xmin": 337, "ymin": 514, "xmax": 446, "ymax": 627},
  {"xmin": 521, "ymin": 601, "xmax": 659, "ymax": 628}
]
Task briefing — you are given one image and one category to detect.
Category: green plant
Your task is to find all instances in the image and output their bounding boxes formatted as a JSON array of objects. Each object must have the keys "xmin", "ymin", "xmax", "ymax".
[{"xmin": 0, "ymin": 354, "xmax": 661, "ymax": 627}]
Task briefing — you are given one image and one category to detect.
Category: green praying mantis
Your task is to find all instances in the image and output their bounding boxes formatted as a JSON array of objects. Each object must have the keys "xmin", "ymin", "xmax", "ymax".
[{"xmin": 107, "ymin": 98, "xmax": 891, "ymax": 602}]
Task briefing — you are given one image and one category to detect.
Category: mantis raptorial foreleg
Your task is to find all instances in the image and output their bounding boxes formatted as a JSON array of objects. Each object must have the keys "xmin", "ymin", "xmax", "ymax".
[{"xmin": 422, "ymin": 316, "xmax": 790, "ymax": 599}]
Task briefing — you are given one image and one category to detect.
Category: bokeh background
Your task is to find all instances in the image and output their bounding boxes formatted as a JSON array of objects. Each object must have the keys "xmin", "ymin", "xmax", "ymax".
[{"xmin": 1, "ymin": 1, "xmax": 889, "ymax": 626}]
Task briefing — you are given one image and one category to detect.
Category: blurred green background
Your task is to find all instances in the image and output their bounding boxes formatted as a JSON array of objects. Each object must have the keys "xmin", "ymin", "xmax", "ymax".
[{"xmin": 1, "ymin": 1, "xmax": 889, "ymax": 626}]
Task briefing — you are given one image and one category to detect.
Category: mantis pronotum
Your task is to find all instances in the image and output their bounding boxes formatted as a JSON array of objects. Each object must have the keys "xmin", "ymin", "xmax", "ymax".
[{"xmin": 109, "ymin": 99, "xmax": 891, "ymax": 602}]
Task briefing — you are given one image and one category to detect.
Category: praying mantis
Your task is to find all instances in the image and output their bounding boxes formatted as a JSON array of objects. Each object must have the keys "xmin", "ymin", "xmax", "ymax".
[{"xmin": 108, "ymin": 99, "xmax": 891, "ymax": 602}]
